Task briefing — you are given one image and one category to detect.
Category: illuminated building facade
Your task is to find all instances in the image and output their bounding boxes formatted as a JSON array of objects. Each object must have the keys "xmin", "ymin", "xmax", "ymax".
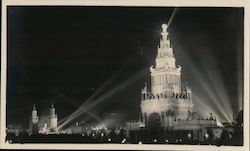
[
  {"xmin": 128, "ymin": 24, "xmax": 220, "ymax": 141},
  {"xmin": 141, "ymin": 24, "xmax": 193, "ymax": 127},
  {"xmin": 29, "ymin": 104, "xmax": 39, "ymax": 134},
  {"xmin": 28, "ymin": 102, "xmax": 58, "ymax": 134},
  {"xmin": 48, "ymin": 102, "xmax": 58, "ymax": 133}
]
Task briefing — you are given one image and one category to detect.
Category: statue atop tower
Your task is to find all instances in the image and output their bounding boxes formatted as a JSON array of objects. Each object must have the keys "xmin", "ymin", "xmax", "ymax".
[{"xmin": 161, "ymin": 24, "xmax": 168, "ymax": 33}]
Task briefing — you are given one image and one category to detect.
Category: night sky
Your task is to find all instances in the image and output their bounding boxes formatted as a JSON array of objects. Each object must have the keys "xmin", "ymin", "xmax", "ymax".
[{"xmin": 7, "ymin": 7, "xmax": 243, "ymax": 128}]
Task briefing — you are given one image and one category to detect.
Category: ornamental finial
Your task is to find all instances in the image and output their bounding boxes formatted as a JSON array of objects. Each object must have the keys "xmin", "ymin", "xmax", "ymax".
[
  {"xmin": 161, "ymin": 24, "xmax": 168, "ymax": 33},
  {"xmin": 51, "ymin": 101, "xmax": 54, "ymax": 108}
]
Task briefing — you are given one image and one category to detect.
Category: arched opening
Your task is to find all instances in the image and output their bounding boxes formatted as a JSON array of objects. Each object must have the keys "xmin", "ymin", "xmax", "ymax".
[
  {"xmin": 148, "ymin": 113, "xmax": 161, "ymax": 129},
  {"xmin": 147, "ymin": 113, "xmax": 161, "ymax": 140}
]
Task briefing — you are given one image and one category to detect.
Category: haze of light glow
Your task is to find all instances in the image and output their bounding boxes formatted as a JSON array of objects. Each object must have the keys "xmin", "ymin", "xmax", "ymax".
[
  {"xmin": 58, "ymin": 70, "xmax": 145, "ymax": 130},
  {"xmin": 53, "ymin": 90, "xmax": 103, "ymax": 126},
  {"xmin": 166, "ymin": 7, "xmax": 239, "ymax": 122},
  {"xmin": 166, "ymin": 7, "xmax": 237, "ymax": 122},
  {"xmin": 57, "ymin": 58, "xmax": 139, "ymax": 128},
  {"xmin": 175, "ymin": 34, "xmax": 238, "ymax": 122},
  {"xmin": 190, "ymin": 61, "xmax": 233, "ymax": 122},
  {"xmin": 62, "ymin": 58, "xmax": 136, "ymax": 120}
]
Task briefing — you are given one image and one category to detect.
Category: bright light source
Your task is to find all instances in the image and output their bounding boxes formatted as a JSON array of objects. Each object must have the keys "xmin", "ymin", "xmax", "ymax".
[
  {"xmin": 121, "ymin": 138, "xmax": 126, "ymax": 143},
  {"xmin": 205, "ymin": 133, "xmax": 209, "ymax": 139}
]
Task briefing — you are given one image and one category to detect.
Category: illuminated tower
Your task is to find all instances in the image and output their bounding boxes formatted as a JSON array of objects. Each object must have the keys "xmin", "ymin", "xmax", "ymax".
[
  {"xmin": 49, "ymin": 101, "xmax": 58, "ymax": 133},
  {"xmin": 140, "ymin": 24, "xmax": 193, "ymax": 127},
  {"xmin": 151, "ymin": 24, "xmax": 181, "ymax": 94},
  {"xmin": 29, "ymin": 104, "xmax": 39, "ymax": 134}
]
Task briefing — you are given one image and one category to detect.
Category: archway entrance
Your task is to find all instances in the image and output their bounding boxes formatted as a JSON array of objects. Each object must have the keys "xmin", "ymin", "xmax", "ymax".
[
  {"xmin": 147, "ymin": 113, "xmax": 161, "ymax": 140},
  {"xmin": 148, "ymin": 113, "xmax": 161, "ymax": 129}
]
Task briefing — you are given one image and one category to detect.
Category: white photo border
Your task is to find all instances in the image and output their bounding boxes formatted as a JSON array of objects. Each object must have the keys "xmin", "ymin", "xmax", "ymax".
[{"xmin": 1, "ymin": 0, "xmax": 249, "ymax": 150}]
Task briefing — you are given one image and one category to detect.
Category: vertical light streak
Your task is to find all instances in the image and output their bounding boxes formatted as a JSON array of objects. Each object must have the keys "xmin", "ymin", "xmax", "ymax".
[{"xmin": 167, "ymin": 8, "xmax": 179, "ymax": 28}]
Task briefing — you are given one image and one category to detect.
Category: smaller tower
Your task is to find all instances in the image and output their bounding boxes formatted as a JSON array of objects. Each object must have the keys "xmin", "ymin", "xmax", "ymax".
[
  {"xmin": 141, "ymin": 83, "xmax": 149, "ymax": 124},
  {"xmin": 29, "ymin": 104, "xmax": 39, "ymax": 134},
  {"xmin": 49, "ymin": 101, "xmax": 58, "ymax": 133},
  {"xmin": 141, "ymin": 82, "xmax": 148, "ymax": 100},
  {"xmin": 186, "ymin": 85, "xmax": 192, "ymax": 100}
]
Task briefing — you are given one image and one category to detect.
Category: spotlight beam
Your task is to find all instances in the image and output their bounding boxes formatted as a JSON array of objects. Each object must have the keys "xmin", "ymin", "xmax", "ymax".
[
  {"xmin": 58, "ymin": 70, "xmax": 145, "ymax": 129},
  {"xmin": 175, "ymin": 34, "xmax": 235, "ymax": 122},
  {"xmin": 191, "ymin": 67, "xmax": 232, "ymax": 122},
  {"xmin": 167, "ymin": 7, "xmax": 179, "ymax": 28},
  {"xmin": 53, "ymin": 90, "xmax": 103, "ymax": 128},
  {"xmin": 58, "ymin": 59, "xmax": 134, "ymax": 125}
]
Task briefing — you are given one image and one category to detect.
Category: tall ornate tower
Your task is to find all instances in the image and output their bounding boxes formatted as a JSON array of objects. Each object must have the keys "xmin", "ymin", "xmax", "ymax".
[
  {"xmin": 29, "ymin": 104, "xmax": 39, "ymax": 134},
  {"xmin": 140, "ymin": 24, "xmax": 193, "ymax": 128},
  {"xmin": 49, "ymin": 101, "xmax": 58, "ymax": 133},
  {"xmin": 151, "ymin": 24, "xmax": 181, "ymax": 94}
]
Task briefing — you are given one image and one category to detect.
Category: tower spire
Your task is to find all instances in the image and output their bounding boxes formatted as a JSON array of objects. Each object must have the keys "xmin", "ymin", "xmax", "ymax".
[
  {"xmin": 33, "ymin": 104, "xmax": 36, "ymax": 110},
  {"xmin": 51, "ymin": 101, "xmax": 54, "ymax": 108},
  {"xmin": 157, "ymin": 23, "xmax": 173, "ymax": 60},
  {"xmin": 160, "ymin": 24, "xmax": 169, "ymax": 48},
  {"xmin": 49, "ymin": 100, "xmax": 58, "ymax": 133}
]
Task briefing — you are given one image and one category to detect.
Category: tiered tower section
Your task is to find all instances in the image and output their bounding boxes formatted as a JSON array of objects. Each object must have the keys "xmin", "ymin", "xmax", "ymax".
[
  {"xmin": 29, "ymin": 104, "xmax": 39, "ymax": 134},
  {"xmin": 141, "ymin": 24, "xmax": 193, "ymax": 127},
  {"xmin": 49, "ymin": 102, "xmax": 58, "ymax": 133},
  {"xmin": 151, "ymin": 24, "xmax": 181, "ymax": 94}
]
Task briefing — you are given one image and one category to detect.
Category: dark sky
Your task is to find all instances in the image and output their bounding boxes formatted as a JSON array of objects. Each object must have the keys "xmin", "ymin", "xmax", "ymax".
[{"xmin": 7, "ymin": 7, "xmax": 243, "ymax": 128}]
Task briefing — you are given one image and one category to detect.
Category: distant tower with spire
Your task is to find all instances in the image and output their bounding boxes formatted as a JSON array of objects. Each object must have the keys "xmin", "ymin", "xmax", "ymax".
[
  {"xmin": 29, "ymin": 104, "xmax": 39, "ymax": 134},
  {"xmin": 49, "ymin": 101, "xmax": 58, "ymax": 133}
]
